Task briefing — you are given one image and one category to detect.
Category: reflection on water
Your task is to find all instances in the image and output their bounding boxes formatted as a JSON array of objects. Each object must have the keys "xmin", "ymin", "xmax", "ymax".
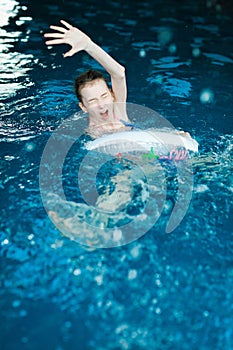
[
  {"xmin": 0, "ymin": 52, "xmax": 34, "ymax": 98},
  {"xmin": 0, "ymin": 0, "xmax": 20, "ymax": 27},
  {"xmin": 0, "ymin": 0, "xmax": 33, "ymax": 98}
]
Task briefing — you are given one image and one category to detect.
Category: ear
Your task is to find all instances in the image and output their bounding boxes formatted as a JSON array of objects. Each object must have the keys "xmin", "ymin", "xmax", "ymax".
[{"xmin": 79, "ymin": 102, "xmax": 87, "ymax": 113}]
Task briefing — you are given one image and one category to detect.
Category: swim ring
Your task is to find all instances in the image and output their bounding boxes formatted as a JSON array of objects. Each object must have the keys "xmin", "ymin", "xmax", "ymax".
[{"xmin": 85, "ymin": 129, "xmax": 198, "ymax": 160}]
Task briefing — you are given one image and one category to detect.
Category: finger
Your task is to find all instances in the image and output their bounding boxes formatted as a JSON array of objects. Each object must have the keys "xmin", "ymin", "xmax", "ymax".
[
  {"xmin": 49, "ymin": 25, "xmax": 67, "ymax": 33},
  {"xmin": 60, "ymin": 20, "xmax": 73, "ymax": 29},
  {"xmin": 45, "ymin": 39, "xmax": 65, "ymax": 45},
  {"xmin": 63, "ymin": 48, "xmax": 78, "ymax": 57},
  {"xmin": 44, "ymin": 33, "xmax": 64, "ymax": 38},
  {"xmin": 178, "ymin": 131, "xmax": 191, "ymax": 139}
]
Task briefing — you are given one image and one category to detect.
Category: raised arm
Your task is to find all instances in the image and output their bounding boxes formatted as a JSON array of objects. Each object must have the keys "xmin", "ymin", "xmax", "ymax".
[{"xmin": 44, "ymin": 20, "xmax": 127, "ymax": 104}]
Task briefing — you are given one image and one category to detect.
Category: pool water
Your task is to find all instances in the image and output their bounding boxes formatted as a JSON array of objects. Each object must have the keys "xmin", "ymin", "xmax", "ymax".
[{"xmin": 1, "ymin": 0, "xmax": 233, "ymax": 349}]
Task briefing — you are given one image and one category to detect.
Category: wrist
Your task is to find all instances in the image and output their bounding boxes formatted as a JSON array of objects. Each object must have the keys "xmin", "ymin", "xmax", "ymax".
[{"xmin": 85, "ymin": 38, "xmax": 95, "ymax": 52}]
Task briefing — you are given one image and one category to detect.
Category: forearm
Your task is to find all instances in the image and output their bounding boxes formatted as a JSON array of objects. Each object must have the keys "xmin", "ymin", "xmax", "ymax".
[{"xmin": 85, "ymin": 40, "xmax": 125, "ymax": 79}]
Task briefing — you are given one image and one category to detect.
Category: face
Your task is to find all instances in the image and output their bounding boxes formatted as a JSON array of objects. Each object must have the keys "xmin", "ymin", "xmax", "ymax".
[{"xmin": 79, "ymin": 79, "xmax": 114, "ymax": 124}]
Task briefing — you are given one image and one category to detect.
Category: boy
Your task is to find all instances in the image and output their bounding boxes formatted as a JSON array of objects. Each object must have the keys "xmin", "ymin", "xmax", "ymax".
[{"xmin": 44, "ymin": 20, "xmax": 130, "ymax": 138}]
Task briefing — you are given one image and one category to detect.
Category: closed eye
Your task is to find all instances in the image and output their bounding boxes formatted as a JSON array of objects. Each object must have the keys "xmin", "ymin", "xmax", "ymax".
[
  {"xmin": 101, "ymin": 93, "xmax": 109, "ymax": 98},
  {"xmin": 87, "ymin": 93, "xmax": 110, "ymax": 105},
  {"xmin": 87, "ymin": 98, "xmax": 97, "ymax": 104}
]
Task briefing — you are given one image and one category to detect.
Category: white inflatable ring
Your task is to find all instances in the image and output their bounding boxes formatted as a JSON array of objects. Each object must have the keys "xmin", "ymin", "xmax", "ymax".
[{"xmin": 85, "ymin": 129, "xmax": 198, "ymax": 161}]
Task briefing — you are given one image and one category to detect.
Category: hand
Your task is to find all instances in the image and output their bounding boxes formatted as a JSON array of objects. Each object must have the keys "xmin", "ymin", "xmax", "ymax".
[
  {"xmin": 177, "ymin": 130, "xmax": 191, "ymax": 139},
  {"xmin": 44, "ymin": 20, "xmax": 91, "ymax": 57}
]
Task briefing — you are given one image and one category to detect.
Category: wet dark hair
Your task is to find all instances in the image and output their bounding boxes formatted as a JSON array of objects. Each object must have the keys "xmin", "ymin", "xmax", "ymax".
[{"xmin": 74, "ymin": 69, "xmax": 109, "ymax": 102}]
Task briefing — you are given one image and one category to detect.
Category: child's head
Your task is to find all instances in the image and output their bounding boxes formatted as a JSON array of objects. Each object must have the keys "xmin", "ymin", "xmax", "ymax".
[
  {"xmin": 74, "ymin": 69, "xmax": 108, "ymax": 102},
  {"xmin": 74, "ymin": 69, "xmax": 115, "ymax": 123}
]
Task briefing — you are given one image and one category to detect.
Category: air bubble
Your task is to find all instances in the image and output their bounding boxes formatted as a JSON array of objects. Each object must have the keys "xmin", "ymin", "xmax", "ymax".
[
  {"xmin": 12, "ymin": 300, "xmax": 21, "ymax": 308},
  {"xmin": 25, "ymin": 142, "xmax": 35, "ymax": 152},
  {"xmin": 158, "ymin": 29, "xmax": 173, "ymax": 46},
  {"xmin": 113, "ymin": 229, "xmax": 122, "ymax": 241},
  {"xmin": 200, "ymin": 89, "xmax": 214, "ymax": 104},
  {"xmin": 139, "ymin": 49, "xmax": 146, "ymax": 58},
  {"xmin": 73, "ymin": 268, "xmax": 81, "ymax": 276},
  {"xmin": 1, "ymin": 239, "xmax": 9, "ymax": 245},
  {"xmin": 19, "ymin": 309, "xmax": 27, "ymax": 317},
  {"xmin": 168, "ymin": 43, "xmax": 177, "ymax": 54},
  {"xmin": 192, "ymin": 47, "xmax": 201, "ymax": 58},
  {"xmin": 130, "ymin": 244, "xmax": 142, "ymax": 259},
  {"xmin": 128, "ymin": 269, "xmax": 137, "ymax": 280}
]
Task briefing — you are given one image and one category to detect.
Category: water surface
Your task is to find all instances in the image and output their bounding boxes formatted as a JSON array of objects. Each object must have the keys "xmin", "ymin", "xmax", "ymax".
[{"xmin": 1, "ymin": 1, "xmax": 233, "ymax": 349}]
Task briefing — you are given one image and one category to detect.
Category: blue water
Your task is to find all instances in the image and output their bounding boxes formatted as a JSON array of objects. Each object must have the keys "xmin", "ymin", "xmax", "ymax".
[{"xmin": 1, "ymin": 0, "xmax": 233, "ymax": 349}]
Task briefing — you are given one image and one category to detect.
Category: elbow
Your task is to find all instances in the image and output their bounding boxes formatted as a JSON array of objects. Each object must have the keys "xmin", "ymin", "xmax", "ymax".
[
  {"xmin": 119, "ymin": 65, "xmax": 125, "ymax": 78},
  {"xmin": 114, "ymin": 64, "xmax": 125, "ymax": 79}
]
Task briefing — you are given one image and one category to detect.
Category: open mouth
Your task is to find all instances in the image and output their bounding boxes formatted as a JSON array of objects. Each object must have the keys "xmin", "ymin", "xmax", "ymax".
[{"xmin": 100, "ymin": 110, "xmax": 109, "ymax": 120}]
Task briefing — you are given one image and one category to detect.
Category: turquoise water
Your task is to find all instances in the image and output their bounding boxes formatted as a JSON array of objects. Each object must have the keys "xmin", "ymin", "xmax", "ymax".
[{"xmin": 1, "ymin": 0, "xmax": 233, "ymax": 349}]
